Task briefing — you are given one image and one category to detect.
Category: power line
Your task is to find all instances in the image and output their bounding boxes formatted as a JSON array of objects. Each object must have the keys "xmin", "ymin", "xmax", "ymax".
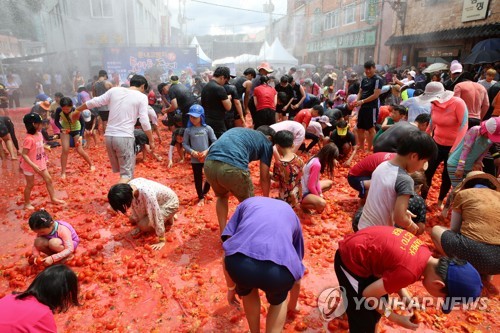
[{"xmin": 190, "ymin": 0, "xmax": 286, "ymax": 16}]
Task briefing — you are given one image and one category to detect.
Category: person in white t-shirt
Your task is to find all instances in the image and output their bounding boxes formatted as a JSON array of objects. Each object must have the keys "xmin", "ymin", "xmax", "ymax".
[{"xmin": 73, "ymin": 75, "xmax": 153, "ymax": 183}]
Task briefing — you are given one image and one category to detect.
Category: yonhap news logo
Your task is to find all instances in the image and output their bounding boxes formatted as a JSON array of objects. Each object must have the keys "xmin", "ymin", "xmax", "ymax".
[{"xmin": 317, "ymin": 286, "xmax": 348, "ymax": 320}]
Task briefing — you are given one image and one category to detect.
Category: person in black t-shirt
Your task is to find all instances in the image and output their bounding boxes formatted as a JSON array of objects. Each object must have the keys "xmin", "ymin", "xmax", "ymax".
[
  {"xmin": 355, "ymin": 60, "xmax": 383, "ymax": 152},
  {"xmin": 201, "ymin": 67, "xmax": 232, "ymax": 138},
  {"xmin": 163, "ymin": 76, "xmax": 196, "ymax": 128},
  {"xmin": 287, "ymin": 75, "xmax": 306, "ymax": 119},
  {"xmin": 275, "ymin": 75, "xmax": 295, "ymax": 122},
  {"xmin": 233, "ymin": 68, "xmax": 255, "ymax": 115},
  {"xmin": 224, "ymin": 82, "xmax": 244, "ymax": 129},
  {"xmin": 328, "ymin": 120, "xmax": 358, "ymax": 166}
]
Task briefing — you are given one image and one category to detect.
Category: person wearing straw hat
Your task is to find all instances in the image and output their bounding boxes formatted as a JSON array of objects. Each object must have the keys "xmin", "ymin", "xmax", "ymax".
[
  {"xmin": 431, "ymin": 171, "xmax": 500, "ymax": 275},
  {"xmin": 421, "ymin": 82, "xmax": 468, "ymax": 209}
]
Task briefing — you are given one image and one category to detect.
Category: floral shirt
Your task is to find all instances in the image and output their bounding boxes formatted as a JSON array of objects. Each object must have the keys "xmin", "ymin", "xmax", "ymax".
[{"xmin": 272, "ymin": 154, "xmax": 304, "ymax": 207}]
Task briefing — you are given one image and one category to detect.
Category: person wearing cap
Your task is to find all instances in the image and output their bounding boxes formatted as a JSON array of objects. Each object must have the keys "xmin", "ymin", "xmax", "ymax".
[
  {"xmin": 204, "ymin": 126, "xmax": 276, "ymax": 232},
  {"xmin": 182, "ymin": 105, "xmax": 217, "ymax": 206},
  {"xmin": 335, "ymin": 226, "xmax": 483, "ymax": 332},
  {"xmin": 253, "ymin": 75, "xmax": 277, "ymax": 129},
  {"xmin": 327, "ymin": 120, "xmax": 357, "ymax": 166},
  {"xmin": 31, "ymin": 101, "xmax": 52, "ymax": 122},
  {"xmin": 330, "ymin": 94, "xmax": 357, "ymax": 125},
  {"xmin": 453, "ymin": 66, "xmax": 489, "ymax": 128},
  {"xmin": 355, "ymin": 60, "xmax": 383, "ymax": 152},
  {"xmin": 91, "ymin": 70, "xmax": 113, "ymax": 132},
  {"xmin": 162, "ymin": 75, "xmax": 196, "ymax": 128},
  {"xmin": 20, "ymin": 113, "xmax": 65, "ymax": 209},
  {"xmin": 431, "ymin": 171, "xmax": 500, "ymax": 275},
  {"xmin": 444, "ymin": 60, "xmax": 465, "ymax": 91},
  {"xmin": 73, "ymin": 74, "xmax": 153, "ymax": 183},
  {"xmin": 82, "ymin": 109, "xmax": 98, "ymax": 148},
  {"xmin": 421, "ymin": 82, "xmax": 468, "ymax": 207},
  {"xmin": 201, "ymin": 67, "xmax": 232, "ymax": 138},
  {"xmin": 393, "ymin": 70, "xmax": 416, "ymax": 88}
]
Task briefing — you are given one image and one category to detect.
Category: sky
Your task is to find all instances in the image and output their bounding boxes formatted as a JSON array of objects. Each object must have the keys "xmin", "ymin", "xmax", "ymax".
[{"xmin": 167, "ymin": 0, "xmax": 288, "ymax": 36}]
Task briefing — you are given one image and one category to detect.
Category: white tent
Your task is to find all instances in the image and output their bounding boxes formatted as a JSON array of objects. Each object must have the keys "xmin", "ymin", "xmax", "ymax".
[
  {"xmin": 212, "ymin": 56, "xmax": 235, "ymax": 66},
  {"xmin": 264, "ymin": 37, "xmax": 298, "ymax": 67},
  {"xmin": 234, "ymin": 53, "xmax": 259, "ymax": 67},
  {"xmin": 190, "ymin": 37, "xmax": 212, "ymax": 66}
]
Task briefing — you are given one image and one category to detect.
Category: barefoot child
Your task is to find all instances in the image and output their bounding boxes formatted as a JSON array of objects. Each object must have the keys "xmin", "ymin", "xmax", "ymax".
[
  {"xmin": 300, "ymin": 143, "xmax": 339, "ymax": 214},
  {"xmin": 134, "ymin": 129, "xmax": 162, "ymax": 162},
  {"xmin": 168, "ymin": 127, "xmax": 185, "ymax": 168},
  {"xmin": 182, "ymin": 105, "xmax": 217, "ymax": 205},
  {"xmin": 82, "ymin": 109, "xmax": 98, "ymax": 148},
  {"xmin": 20, "ymin": 113, "xmax": 65, "ymax": 209},
  {"xmin": 28, "ymin": 210, "xmax": 79, "ymax": 266},
  {"xmin": 272, "ymin": 130, "xmax": 304, "ymax": 208},
  {"xmin": 54, "ymin": 97, "xmax": 95, "ymax": 179},
  {"xmin": 108, "ymin": 178, "xmax": 179, "ymax": 251}
]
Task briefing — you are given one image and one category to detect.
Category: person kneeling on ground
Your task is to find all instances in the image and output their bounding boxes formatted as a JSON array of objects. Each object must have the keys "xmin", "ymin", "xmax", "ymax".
[
  {"xmin": 108, "ymin": 178, "xmax": 179, "ymax": 250},
  {"xmin": 335, "ymin": 226, "xmax": 482, "ymax": 332},
  {"xmin": 134, "ymin": 129, "xmax": 162, "ymax": 162},
  {"xmin": 326, "ymin": 120, "xmax": 357, "ymax": 166},
  {"xmin": 431, "ymin": 171, "xmax": 500, "ymax": 276},
  {"xmin": 222, "ymin": 197, "xmax": 304, "ymax": 333},
  {"xmin": 28, "ymin": 210, "xmax": 79, "ymax": 266}
]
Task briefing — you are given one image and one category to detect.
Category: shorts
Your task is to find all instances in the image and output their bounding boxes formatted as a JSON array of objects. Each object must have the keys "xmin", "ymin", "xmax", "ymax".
[
  {"xmin": 357, "ymin": 106, "xmax": 378, "ymax": 130},
  {"xmin": 204, "ymin": 160, "xmax": 254, "ymax": 201},
  {"xmin": 0, "ymin": 124, "xmax": 8, "ymax": 137},
  {"xmin": 69, "ymin": 130, "xmax": 81, "ymax": 138},
  {"xmin": 105, "ymin": 136, "xmax": 136, "ymax": 179},
  {"xmin": 334, "ymin": 251, "xmax": 388, "ymax": 332},
  {"xmin": 441, "ymin": 231, "xmax": 500, "ymax": 275},
  {"xmin": 253, "ymin": 108, "xmax": 276, "ymax": 129},
  {"xmin": 98, "ymin": 110, "xmax": 110, "ymax": 122},
  {"xmin": 347, "ymin": 174, "xmax": 371, "ymax": 198},
  {"xmin": 224, "ymin": 252, "xmax": 296, "ymax": 305}
]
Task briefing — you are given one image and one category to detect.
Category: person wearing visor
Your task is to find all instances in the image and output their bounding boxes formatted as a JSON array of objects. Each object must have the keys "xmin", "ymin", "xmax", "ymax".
[
  {"xmin": 327, "ymin": 120, "xmax": 357, "ymax": 167},
  {"xmin": 335, "ymin": 225, "xmax": 483, "ymax": 332}
]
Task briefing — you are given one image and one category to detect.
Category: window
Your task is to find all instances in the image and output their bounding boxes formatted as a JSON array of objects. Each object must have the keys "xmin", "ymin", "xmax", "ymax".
[
  {"xmin": 324, "ymin": 11, "xmax": 339, "ymax": 30},
  {"xmin": 344, "ymin": 3, "xmax": 355, "ymax": 25},
  {"xmin": 90, "ymin": 0, "xmax": 113, "ymax": 18},
  {"xmin": 360, "ymin": 1, "xmax": 367, "ymax": 21},
  {"xmin": 312, "ymin": 8, "xmax": 322, "ymax": 35}
]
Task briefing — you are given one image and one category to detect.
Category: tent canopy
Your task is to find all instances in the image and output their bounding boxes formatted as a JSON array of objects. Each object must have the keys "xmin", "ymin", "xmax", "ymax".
[{"xmin": 190, "ymin": 37, "xmax": 212, "ymax": 66}]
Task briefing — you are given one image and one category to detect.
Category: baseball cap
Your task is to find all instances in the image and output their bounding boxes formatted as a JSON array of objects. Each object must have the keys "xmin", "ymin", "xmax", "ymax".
[
  {"xmin": 318, "ymin": 115, "xmax": 332, "ymax": 127},
  {"xmin": 336, "ymin": 121, "xmax": 348, "ymax": 136},
  {"xmin": 23, "ymin": 113, "xmax": 43, "ymax": 124},
  {"xmin": 82, "ymin": 110, "xmax": 92, "ymax": 122},
  {"xmin": 441, "ymin": 261, "xmax": 482, "ymax": 314},
  {"xmin": 187, "ymin": 104, "xmax": 204, "ymax": 118},
  {"xmin": 450, "ymin": 60, "xmax": 463, "ymax": 74},
  {"xmin": 408, "ymin": 70, "xmax": 416, "ymax": 78},
  {"xmin": 480, "ymin": 117, "xmax": 500, "ymax": 142}
]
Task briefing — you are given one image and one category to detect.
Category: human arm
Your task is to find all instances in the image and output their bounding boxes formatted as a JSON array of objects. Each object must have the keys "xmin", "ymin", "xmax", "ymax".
[
  {"xmin": 243, "ymin": 80, "xmax": 251, "ymax": 111},
  {"xmin": 182, "ymin": 129, "xmax": 194, "ymax": 155},
  {"xmin": 273, "ymin": 92, "xmax": 278, "ymax": 108},
  {"xmin": 293, "ymin": 85, "xmax": 306, "ymax": 109},
  {"xmin": 21, "ymin": 147, "xmax": 41, "ymax": 174},
  {"xmin": 165, "ymin": 98, "xmax": 178, "ymax": 113},
  {"xmin": 344, "ymin": 145, "xmax": 358, "ymax": 167},
  {"xmin": 363, "ymin": 279, "xmax": 419, "ymax": 330},
  {"xmin": 53, "ymin": 109, "xmax": 63, "ymax": 130},
  {"xmin": 356, "ymin": 87, "xmax": 382, "ymax": 107},
  {"xmin": 73, "ymin": 89, "xmax": 112, "ymax": 120},
  {"xmin": 234, "ymin": 99, "xmax": 244, "ymax": 124},
  {"xmin": 450, "ymin": 210, "xmax": 462, "ymax": 233},
  {"xmin": 45, "ymin": 225, "xmax": 75, "ymax": 264},
  {"xmin": 394, "ymin": 195, "xmax": 419, "ymax": 234},
  {"xmin": 450, "ymin": 99, "xmax": 469, "ymax": 153},
  {"xmin": 455, "ymin": 127, "xmax": 479, "ymax": 176},
  {"xmin": 168, "ymin": 145, "xmax": 175, "ymax": 168},
  {"xmin": 381, "ymin": 117, "xmax": 392, "ymax": 130},
  {"xmin": 260, "ymin": 162, "xmax": 271, "ymax": 197},
  {"xmin": 253, "ymin": 96, "xmax": 258, "ymax": 110}
]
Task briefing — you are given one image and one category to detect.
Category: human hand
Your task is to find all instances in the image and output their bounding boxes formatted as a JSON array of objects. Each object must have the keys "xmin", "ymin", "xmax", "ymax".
[
  {"xmin": 343, "ymin": 160, "xmax": 351, "ymax": 167},
  {"xmin": 33, "ymin": 166, "xmax": 42, "ymax": 175},
  {"xmin": 472, "ymin": 162, "xmax": 483, "ymax": 171},
  {"xmin": 355, "ymin": 100, "xmax": 363, "ymax": 107},
  {"xmin": 454, "ymin": 169, "xmax": 464, "ymax": 179},
  {"xmin": 394, "ymin": 313, "xmax": 419, "ymax": 330},
  {"xmin": 42, "ymin": 256, "xmax": 54, "ymax": 266},
  {"xmin": 150, "ymin": 241, "xmax": 165, "ymax": 251},
  {"xmin": 227, "ymin": 288, "xmax": 240, "ymax": 307},
  {"xmin": 334, "ymin": 159, "xmax": 340, "ymax": 167}
]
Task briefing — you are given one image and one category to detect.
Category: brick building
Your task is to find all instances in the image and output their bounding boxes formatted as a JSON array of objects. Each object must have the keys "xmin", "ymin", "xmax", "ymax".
[{"xmin": 386, "ymin": 0, "xmax": 500, "ymax": 67}]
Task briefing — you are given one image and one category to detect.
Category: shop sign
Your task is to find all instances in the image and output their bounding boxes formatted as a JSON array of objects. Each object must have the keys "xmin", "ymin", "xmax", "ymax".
[
  {"xmin": 306, "ymin": 29, "xmax": 376, "ymax": 52},
  {"xmin": 367, "ymin": 0, "xmax": 378, "ymax": 25},
  {"xmin": 462, "ymin": 0, "xmax": 489, "ymax": 22}
]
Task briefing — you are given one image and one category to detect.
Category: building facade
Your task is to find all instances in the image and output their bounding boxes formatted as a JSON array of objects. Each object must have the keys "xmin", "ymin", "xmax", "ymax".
[{"xmin": 386, "ymin": 0, "xmax": 500, "ymax": 67}]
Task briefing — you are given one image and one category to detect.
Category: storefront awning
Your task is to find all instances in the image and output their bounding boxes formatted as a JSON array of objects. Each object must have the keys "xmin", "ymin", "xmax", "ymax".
[{"xmin": 385, "ymin": 23, "xmax": 500, "ymax": 46}]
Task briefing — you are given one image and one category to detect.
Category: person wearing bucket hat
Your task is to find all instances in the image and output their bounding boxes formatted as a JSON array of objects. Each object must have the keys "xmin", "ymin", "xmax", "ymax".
[
  {"xmin": 431, "ymin": 171, "xmax": 500, "ymax": 275},
  {"xmin": 335, "ymin": 226, "xmax": 483, "ymax": 332},
  {"xmin": 421, "ymin": 81, "xmax": 468, "ymax": 208},
  {"xmin": 183, "ymin": 104, "xmax": 217, "ymax": 206},
  {"xmin": 257, "ymin": 62, "xmax": 273, "ymax": 74}
]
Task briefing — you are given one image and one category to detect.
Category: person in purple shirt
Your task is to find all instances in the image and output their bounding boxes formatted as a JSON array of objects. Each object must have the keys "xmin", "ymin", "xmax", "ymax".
[{"xmin": 222, "ymin": 197, "xmax": 304, "ymax": 333}]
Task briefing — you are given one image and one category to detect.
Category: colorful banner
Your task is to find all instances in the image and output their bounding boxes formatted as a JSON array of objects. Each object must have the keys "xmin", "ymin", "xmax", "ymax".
[{"xmin": 102, "ymin": 47, "xmax": 197, "ymax": 83}]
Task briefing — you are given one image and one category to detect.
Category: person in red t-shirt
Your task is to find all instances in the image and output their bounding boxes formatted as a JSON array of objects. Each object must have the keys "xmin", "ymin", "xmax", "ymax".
[
  {"xmin": 334, "ymin": 226, "xmax": 482, "ymax": 332},
  {"xmin": 253, "ymin": 75, "xmax": 277, "ymax": 129},
  {"xmin": 294, "ymin": 105, "xmax": 323, "ymax": 130},
  {"xmin": 347, "ymin": 152, "xmax": 396, "ymax": 199}
]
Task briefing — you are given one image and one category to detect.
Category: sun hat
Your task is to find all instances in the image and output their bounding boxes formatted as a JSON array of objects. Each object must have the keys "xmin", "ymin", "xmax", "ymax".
[
  {"xmin": 38, "ymin": 101, "xmax": 51, "ymax": 111},
  {"xmin": 480, "ymin": 117, "xmax": 500, "ymax": 142},
  {"xmin": 441, "ymin": 261, "xmax": 482, "ymax": 314},
  {"xmin": 453, "ymin": 170, "xmax": 500, "ymax": 195},
  {"xmin": 187, "ymin": 104, "xmax": 206, "ymax": 128},
  {"xmin": 317, "ymin": 115, "xmax": 332, "ymax": 127},
  {"xmin": 82, "ymin": 110, "xmax": 92, "ymax": 122},
  {"xmin": 417, "ymin": 82, "xmax": 454, "ymax": 104},
  {"xmin": 257, "ymin": 62, "xmax": 273, "ymax": 73},
  {"xmin": 23, "ymin": 113, "xmax": 43, "ymax": 124},
  {"xmin": 450, "ymin": 60, "xmax": 463, "ymax": 74},
  {"xmin": 328, "ymin": 72, "xmax": 338, "ymax": 80}
]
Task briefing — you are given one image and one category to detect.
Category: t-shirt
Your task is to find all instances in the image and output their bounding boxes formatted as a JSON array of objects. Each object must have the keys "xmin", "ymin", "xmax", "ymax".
[
  {"xmin": 54, "ymin": 108, "xmax": 83, "ymax": 132},
  {"xmin": 349, "ymin": 152, "xmax": 396, "ymax": 177},
  {"xmin": 206, "ymin": 127, "xmax": 273, "ymax": 171},
  {"xmin": 302, "ymin": 157, "xmax": 322, "ymax": 195},
  {"xmin": 86, "ymin": 87, "xmax": 151, "ymax": 138},
  {"xmin": 373, "ymin": 122, "xmax": 419, "ymax": 153},
  {"xmin": 408, "ymin": 194, "xmax": 426, "ymax": 224},
  {"xmin": 201, "ymin": 80, "xmax": 229, "ymax": 122},
  {"xmin": 223, "ymin": 84, "xmax": 239, "ymax": 115},
  {"xmin": 360, "ymin": 74, "xmax": 383, "ymax": 108},
  {"xmin": 254, "ymin": 84, "xmax": 277, "ymax": 111},
  {"xmin": 270, "ymin": 121, "xmax": 305, "ymax": 148},
  {"xmin": 128, "ymin": 178, "xmax": 178, "ymax": 237},
  {"xmin": 294, "ymin": 109, "xmax": 312, "ymax": 128},
  {"xmin": 168, "ymin": 83, "xmax": 196, "ymax": 114},
  {"xmin": 453, "ymin": 188, "xmax": 500, "ymax": 245},
  {"xmin": 306, "ymin": 121, "xmax": 324, "ymax": 138},
  {"xmin": 222, "ymin": 197, "xmax": 305, "ymax": 281},
  {"xmin": 358, "ymin": 161, "xmax": 414, "ymax": 230},
  {"xmin": 402, "ymin": 97, "xmax": 431, "ymax": 123},
  {"xmin": 93, "ymin": 80, "xmax": 112, "ymax": 111},
  {"xmin": 377, "ymin": 105, "xmax": 391, "ymax": 124},
  {"xmin": 0, "ymin": 294, "xmax": 57, "ymax": 332},
  {"xmin": 233, "ymin": 76, "xmax": 248, "ymax": 99},
  {"xmin": 20, "ymin": 133, "xmax": 47, "ymax": 173},
  {"xmin": 330, "ymin": 130, "xmax": 356, "ymax": 148},
  {"xmin": 275, "ymin": 84, "xmax": 295, "ymax": 106},
  {"xmin": 373, "ymin": 117, "xmax": 395, "ymax": 143},
  {"xmin": 272, "ymin": 154, "xmax": 304, "ymax": 207},
  {"xmin": 338, "ymin": 226, "xmax": 432, "ymax": 294},
  {"xmin": 182, "ymin": 125, "xmax": 217, "ymax": 163}
]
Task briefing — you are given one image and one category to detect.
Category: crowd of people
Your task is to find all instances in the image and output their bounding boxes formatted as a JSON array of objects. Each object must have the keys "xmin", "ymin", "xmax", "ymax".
[{"xmin": 0, "ymin": 58, "xmax": 499, "ymax": 332}]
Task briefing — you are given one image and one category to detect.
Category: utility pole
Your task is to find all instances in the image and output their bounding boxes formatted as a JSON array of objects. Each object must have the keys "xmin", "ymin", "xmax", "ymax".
[{"xmin": 264, "ymin": 0, "xmax": 274, "ymax": 44}]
